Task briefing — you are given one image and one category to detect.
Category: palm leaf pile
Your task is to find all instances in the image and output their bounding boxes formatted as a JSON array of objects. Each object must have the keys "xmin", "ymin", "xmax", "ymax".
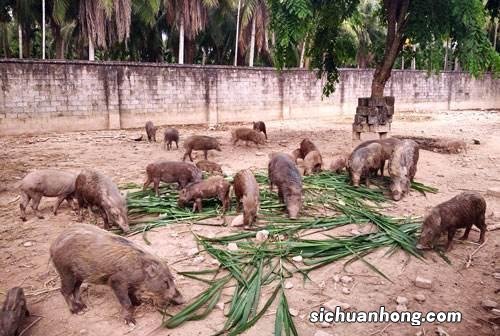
[{"xmin": 123, "ymin": 171, "xmax": 436, "ymax": 335}]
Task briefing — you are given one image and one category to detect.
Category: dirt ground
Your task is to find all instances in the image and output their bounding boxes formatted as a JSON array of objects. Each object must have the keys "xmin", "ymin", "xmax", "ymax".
[{"xmin": 0, "ymin": 110, "xmax": 499, "ymax": 336}]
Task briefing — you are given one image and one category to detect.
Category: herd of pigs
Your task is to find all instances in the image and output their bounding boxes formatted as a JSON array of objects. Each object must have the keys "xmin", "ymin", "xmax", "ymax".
[{"xmin": 1, "ymin": 121, "xmax": 488, "ymax": 333}]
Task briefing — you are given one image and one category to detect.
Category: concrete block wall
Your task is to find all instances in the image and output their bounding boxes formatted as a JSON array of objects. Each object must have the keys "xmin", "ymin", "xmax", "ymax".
[{"xmin": 0, "ymin": 60, "xmax": 499, "ymax": 135}]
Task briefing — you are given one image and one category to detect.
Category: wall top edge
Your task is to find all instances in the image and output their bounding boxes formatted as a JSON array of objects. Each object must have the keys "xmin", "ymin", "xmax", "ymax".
[{"xmin": 0, "ymin": 59, "xmax": 488, "ymax": 76}]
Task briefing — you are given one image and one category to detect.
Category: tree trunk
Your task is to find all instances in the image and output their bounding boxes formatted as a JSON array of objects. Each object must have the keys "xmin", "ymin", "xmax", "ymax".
[
  {"xmin": 18, "ymin": 24, "xmax": 22, "ymax": 59},
  {"xmin": 370, "ymin": 0, "xmax": 410, "ymax": 98},
  {"xmin": 443, "ymin": 39, "xmax": 449, "ymax": 71},
  {"xmin": 494, "ymin": 19, "xmax": 498, "ymax": 50},
  {"xmin": 185, "ymin": 38, "xmax": 195, "ymax": 64},
  {"xmin": 42, "ymin": 0, "xmax": 46, "ymax": 59},
  {"xmin": 411, "ymin": 44, "xmax": 416, "ymax": 70},
  {"xmin": 1, "ymin": 24, "xmax": 9, "ymax": 58},
  {"xmin": 249, "ymin": 15, "xmax": 256, "ymax": 66},
  {"xmin": 53, "ymin": 24, "xmax": 65, "ymax": 59},
  {"xmin": 299, "ymin": 35, "xmax": 307, "ymax": 68},
  {"xmin": 22, "ymin": 25, "xmax": 31, "ymax": 58},
  {"xmin": 234, "ymin": 0, "xmax": 241, "ymax": 66},
  {"xmin": 88, "ymin": 34, "xmax": 95, "ymax": 61},
  {"xmin": 178, "ymin": 16, "xmax": 184, "ymax": 64}
]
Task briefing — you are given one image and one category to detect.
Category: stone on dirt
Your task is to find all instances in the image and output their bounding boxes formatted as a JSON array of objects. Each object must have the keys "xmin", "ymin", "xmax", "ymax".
[
  {"xmin": 289, "ymin": 308, "xmax": 299, "ymax": 317},
  {"xmin": 414, "ymin": 294, "xmax": 426, "ymax": 303},
  {"xmin": 23, "ymin": 241, "xmax": 33, "ymax": 247},
  {"xmin": 415, "ymin": 276, "xmax": 432, "ymax": 289},
  {"xmin": 396, "ymin": 304, "xmax": 407, "ymax": 312},
  {"xmin": 396, "ymin": 296, "xmax": 408, "ymax": 305},
  {"xmin": 284, "ymin": 281, "xmax": 294, "ymax": 289},
  {"xmin": 320, "ymin": 322, "xmax": 332, "ymax": 328},
  {"xmin": 332, "ymin": 275, "xmax": 340, "ymax": 283},
  {"xmin": 255, "ymin": 230, "xmax": 270, "ymax": 242},
  {"xmin": 340, "ymin": 275, "xmax": 353, "ymax": 284},
  {"xmin": 341, "ymin": 287, "xmax": 351, "ymax": 295},
  {"xmin": 292, "ymin": 255, "xmax": 303, "ymax": 262}
]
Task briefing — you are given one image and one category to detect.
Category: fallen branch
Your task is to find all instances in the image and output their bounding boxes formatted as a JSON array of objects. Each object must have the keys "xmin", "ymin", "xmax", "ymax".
[{"xmin": 465, "ymin": 239, "xmax": 487, "ymax": 269}]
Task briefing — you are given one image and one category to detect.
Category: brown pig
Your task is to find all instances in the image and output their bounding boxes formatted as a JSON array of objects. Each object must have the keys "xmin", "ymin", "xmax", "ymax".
[
  {"xmin": 145, "ymin": 121, "xmax": 157, "ymax": 142},
  {"xmin": 50, "ymin": 224, "xmax": 184, "ymax": 325},
  {"xmin": 177, "ymin": 176, "xmax": 231, "ymax": 213},
  {"xmin": 354, "ymin": 138, "xmax": 401, "ymax": 176},
  {"xmin": 268, "ymin": 153, "xmax": 303, "ymax": 219},
  {"xmin": 348, "ymin": 143, "xmax": 383, "ymax": 187},
  {"xmin": 19, "ymin": 169, "xmax": 77, "ymax": 221},
  {"xmin": 231, "ymin": 128, "xmax": 266, "ymax": 148},
  {"xmin": 196, "ymin": 160, "xmax": 223, "ymax": 175},
  {"xmin": 183, "ymin": 135, "xmax": 222, "ymax": 161},
  {"xmin": 416, "ymin": 192, "xmax": 486, "ymax": 251},
  {"xmin": 0, "ymin": 287, "xmax": 29, "ymax": 336},
  {"xmin": 303, "ymin": 150, "xmax": 323, "ymax": 175},
  {"xmin": 75, "ymin": 169, "xmax": 129, "ymax": 233},
  {"xmin": 299, "ymin": 138, "xmax": 319, "ymax": 159},
  {"xmin": 233, "ymin": 169, "xmax": 260, "ymax": 227},
  {"xmin": 143, "ymin": 160, "xmax": 202, "ymax": 196},
  {"xmin": 329, "ymin": 154, "xmax": 348, "ymax": 173},
  {"xmin": 163, "ymin": 128, "xmax": 179, "ymax": 150},
  {"xmin": 388, "ymin": 139, "xmax": 419, "ymax": 201},
  {"xmin": 252, "ymin": 121, "xmax": 268, "ymax": 140}
]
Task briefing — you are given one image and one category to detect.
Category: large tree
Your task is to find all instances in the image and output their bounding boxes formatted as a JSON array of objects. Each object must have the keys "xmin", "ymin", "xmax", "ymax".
[{"xmin": 268, "ymin": 0, "xmax": 500, "ymax": 98}]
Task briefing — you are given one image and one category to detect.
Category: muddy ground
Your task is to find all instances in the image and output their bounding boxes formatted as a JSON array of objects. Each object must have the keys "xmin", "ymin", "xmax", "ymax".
[{"xmin": 0, "ymin": 110, "xmax": 499, "ymax": 336}]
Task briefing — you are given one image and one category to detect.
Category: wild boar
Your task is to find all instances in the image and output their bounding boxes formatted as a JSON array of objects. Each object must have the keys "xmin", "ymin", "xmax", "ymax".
[
  {"xmin": 183, "ymin": 135, "xmax": 222, "ymax": 161},
  {"xmin": 269, "ymin": 152, "xmax": 296, "ymax": 163},
  {"xmin": 195, "ymin": 160, "xmax": 223, "ymax": 175},
  {"xmin": 329, "ymin": 154, "xmax": 348, "ymax": 173},
  {"xmin": 303, "ymin": 150, "xmax": 323, "ymax": 175},
  {"xmin": 163, "ymin": 128, "xmax": 179, "ymax": 150},
  {"xmin": 388, "ymin": 139, "xmax": 419, "ymax": 201},
  {"xmin": 50, "ymin": 224, "xmax": 184, "ymax": 325},
  {"xmin": 416, "ymin": 192, "xmax": 486, "ymax": 251},
  {"xmin": 0, "ymin": 287, "xmax": 29, "ymax": 336},
  {"xmin": 143, "ymin": 160, "xmax": 202, "ymax": 196},
  {"xmin": 299, "ymin": 138, "xmax": 319, "ymax": 159},
  {"xmin": 268, "ymin": 153, "xmax": 303, "ymax": 219},
  {"xmin": 145, "ymin": 121, "xmax": 157, "ymax": 142},
  {"xmin": 75, "ymin": 169, "xmax": 129, "ymax": 233},
  {"xmin": 354, "ymin": 138, "xmax": 401, "ymax": 176},
  {"xmin": 252, "ymin": 121, "xmax": 268, "ymax": 140},
  {"xmin": 348, "ymin": 143, "xmax": 383, "ymax": 187},
  {"xmin": 177, "ymin": 176, "xmax": 231, "ymax": 213},
  {"xmin": 231, "ymin": 128, "xmax": 266, "ymax": 148},
  {"xmin": 18, "ymin": 169, "xmax": 77, "ymax": 221},
  {"xmin": 233, "ymin": 169, "xmax": 260, "ymax": 227}
]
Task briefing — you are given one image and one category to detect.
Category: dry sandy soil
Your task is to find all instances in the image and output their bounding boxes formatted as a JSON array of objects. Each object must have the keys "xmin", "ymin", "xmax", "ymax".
[{"xmin": 0, "ymin": 110, "xmax": 499, "ymax": 336}]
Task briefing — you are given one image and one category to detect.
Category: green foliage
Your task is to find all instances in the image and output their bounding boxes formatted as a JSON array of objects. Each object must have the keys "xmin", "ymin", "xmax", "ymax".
[{"xmin": 266, "ymin": 0, "xmax": 312, "ymax": 69}]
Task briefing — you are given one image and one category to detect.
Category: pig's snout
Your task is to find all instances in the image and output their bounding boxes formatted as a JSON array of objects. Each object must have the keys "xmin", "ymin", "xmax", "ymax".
[
  {"xmin": 392, "ymin": 191, "xmax": 402, "ymax": 201},
  {"xmin": 170, "ymin": 289, "xmax": 185, "ymax": 305},
  {"xmin": 415, "ymin": 243, "xmax": 426, "ymax": 250}
]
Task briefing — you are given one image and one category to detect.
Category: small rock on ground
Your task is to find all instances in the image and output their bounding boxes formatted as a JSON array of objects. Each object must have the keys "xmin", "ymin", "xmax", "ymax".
[
  {"xmin": 415, "ymin": 276, "xmax": 432, "ymax": 289},
  {"xmin": 414, "ymin": 294, "xmax": 426, "ymax": 303},
  {"xmin": 396, "ymin": 296, "xmax": 408, "ymax": 305},
  {"xmin": 324, "ymin": 298, "xmax": 351, "ymax": 311},
  {"xmin": 340, "ymin": 275, "xmax": 353, "ymax": 284},
  {"xmin": 227, "ymin": 243, "xmax": 238, "ymax": 251},
  {"xmin": 284, "ymin": 281, "xmax": 294, "ymax": 289}
]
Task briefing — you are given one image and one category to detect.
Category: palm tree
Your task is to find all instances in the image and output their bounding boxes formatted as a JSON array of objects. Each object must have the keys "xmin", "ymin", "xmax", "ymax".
[
  {"xmin": 164, "ymin": 0, "xmax": 218, "ymax": 64},
  {"xmin": 238, "ymin": 0, "xmax": 268, "ymax": 66},
  {"xmin": 78, "ymin": 0, "xmax": 132, "ymax": 60}
]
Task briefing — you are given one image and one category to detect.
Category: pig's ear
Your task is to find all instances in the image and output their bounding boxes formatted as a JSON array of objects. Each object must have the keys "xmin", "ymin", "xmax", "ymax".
[{"xmin": 145, "ymin": 263, "xmax": 160, "ymax": 278}]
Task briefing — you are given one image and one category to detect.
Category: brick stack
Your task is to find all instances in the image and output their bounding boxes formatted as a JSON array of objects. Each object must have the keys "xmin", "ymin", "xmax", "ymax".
[{"xmin": 352, "ymin": 96, "xmax": 394, "ymax": 140}]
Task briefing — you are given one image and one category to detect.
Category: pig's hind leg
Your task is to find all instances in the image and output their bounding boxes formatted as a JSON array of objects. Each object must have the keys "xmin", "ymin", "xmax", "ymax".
[
  {"xmin": 53, "ymin": 195, "xmax": 66, "ymax": 215},
  {"xmin": 475, "ymin": 213, "xmax": 487, "ymax": 244}
]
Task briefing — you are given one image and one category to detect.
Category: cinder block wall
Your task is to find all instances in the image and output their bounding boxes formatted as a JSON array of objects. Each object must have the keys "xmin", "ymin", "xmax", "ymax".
[{"xmin": 1, "ymin": 60, "xmax": 499, "ymax": 135}]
